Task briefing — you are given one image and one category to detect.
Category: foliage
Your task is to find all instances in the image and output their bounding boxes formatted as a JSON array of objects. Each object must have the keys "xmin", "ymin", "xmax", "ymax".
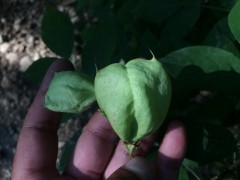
[{"xmin": 26, "ymin": 0, "xmax": 240, "ymax": 179}]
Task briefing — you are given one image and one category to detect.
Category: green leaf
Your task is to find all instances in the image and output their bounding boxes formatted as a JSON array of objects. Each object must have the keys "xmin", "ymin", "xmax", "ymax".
[
  {"xmin": 228, "ymin": 0, "xmax": 240, "ymax": 44},
  {"xmin": 76, "ymin": 0, "xmax": 104, "ymax": 14},
  {"xmin": 172, "ymin": 96, "xmax": 235, "ymax": 126},
  {"xmin": 132, "ymin": 0, "xmax": 180, "ymax": 24},
  {"xmin": 137, "ymin": 30, "xmax": 158, "ymax": 57},
  {"xmin": 215, "ymin": 17, "xmax": 236, "ymax": 42},
  {"xmin": 81, "ymin": 17, "xmax": 118, "ymax": 76},
  {"xmin": 182, "ymin": 159, "xmax": 200, "ymax": 180},
  {"xmin": 160, "ymin": 46, "xmax": 240, "ymax": 97},
  {"xmin": 159, "ymin": 0, "xmax": 200, "ymax": 55},
  {"xmin": 117, "ymin": 0, "xmax": 139, "ymax": 31},
  {"xmin": 204, "ymin": 18, "xmax": 240, "ymax": 57},
  {"xmin": 80, "ymin": 26, "xmax": 95, "ymax": 42},
  {"xmin": 60, "ymin": 113, "xmax": 75, "ymax": 123},
  {"xmin": 24, "ymin": 57, "xmax": 56, "ymax": 85},
  {"xmin": 76, "ymin": 0, "xmax": 88, "ymax": 9},
  {"xmin": 185, "ymin": 122, "xmax": 236, "ymax": 164},
  {"xmin": 183, "ymin": 158, "xmax": 199, "ymax": 169},
  {"xmin": 178, "ymin": 166, "xmax": 189, "ymax": 180},
  {"xmin": 111, "ymin": 28, "xmax": 128, "ymax": 63},
  {"xmin": 58, "ymin": 130, "xmax": 82, "ymax": 173},
  {"xmin": 160, "ymin": 0, "xmax": 200, "ymax": 43},
  {"xmin": 41, "ymin": 6, "xmax": 74, "ymax": 58},
  {"xmin": 45, "ymin": 71, "xmax": 95, "ymax": 113},
  {"xmin": 161, "ymin": 46, "xmax": 240, "ymax": 77},
  {"xmin": 219, "ymin": 0, "xmax": 239, "ymax": 9},
  {"xmin": 193, "ymin": 96, "xmax": 235, "ymax": 125}
]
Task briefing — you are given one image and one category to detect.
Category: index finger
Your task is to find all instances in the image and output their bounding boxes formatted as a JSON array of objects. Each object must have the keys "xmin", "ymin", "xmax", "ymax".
[{"xmin": 12, "ymin": 59, "xmax": 74, "ymax": 179}]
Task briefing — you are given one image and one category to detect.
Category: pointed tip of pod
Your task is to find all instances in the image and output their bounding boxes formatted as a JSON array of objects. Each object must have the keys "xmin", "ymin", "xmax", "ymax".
[{"xmin": 149, "ymin": 49, "xmax": 157, "ymax": 61}]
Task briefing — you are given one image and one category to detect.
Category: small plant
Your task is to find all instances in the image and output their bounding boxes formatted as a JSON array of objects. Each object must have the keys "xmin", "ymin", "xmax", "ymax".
[{"xmin": 25, "ymin": 0, "xmax": 240, "ymax": 179}]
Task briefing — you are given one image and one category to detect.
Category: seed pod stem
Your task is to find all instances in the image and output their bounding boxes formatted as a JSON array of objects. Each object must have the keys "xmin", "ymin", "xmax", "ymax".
[{"xmin": 124, "ymin": 141, "xmax": 142, "ymax": 158}]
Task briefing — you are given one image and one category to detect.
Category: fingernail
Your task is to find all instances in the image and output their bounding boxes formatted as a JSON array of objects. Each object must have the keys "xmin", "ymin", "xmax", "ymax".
[{"xmin": 123, "ymin": 157, "xmax": 155, "ymax": 180}]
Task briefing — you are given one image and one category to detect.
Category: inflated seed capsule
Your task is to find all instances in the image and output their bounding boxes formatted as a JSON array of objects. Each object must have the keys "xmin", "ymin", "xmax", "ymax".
[{"xmin": 94, "ymin": 56, "xmax": 172, "ymax": 155}]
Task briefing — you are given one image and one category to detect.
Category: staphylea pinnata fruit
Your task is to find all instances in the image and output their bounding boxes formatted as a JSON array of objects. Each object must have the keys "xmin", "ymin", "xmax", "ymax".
[
  {"xmin": 45, "ymin": 71, "xmax": 95, "ymax": 113},
  {"xmin": 94, "ymin": 56, "xmax": 172, "ymax": 155}
]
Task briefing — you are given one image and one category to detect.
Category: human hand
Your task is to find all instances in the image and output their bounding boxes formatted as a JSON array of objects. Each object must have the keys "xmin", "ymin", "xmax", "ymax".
[{"xmin": 12, "ymin": 60, "xmax": 186, "ymax": 180}]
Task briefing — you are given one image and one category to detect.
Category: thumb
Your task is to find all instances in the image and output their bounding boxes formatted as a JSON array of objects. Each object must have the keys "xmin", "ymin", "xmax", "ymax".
[{"xmin": 107, "ymin": 157, "xmax": 156, "ymax": 180}]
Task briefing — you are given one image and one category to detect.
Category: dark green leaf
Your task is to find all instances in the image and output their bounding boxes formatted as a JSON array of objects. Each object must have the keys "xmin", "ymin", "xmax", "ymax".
[
  {"xmin": 183, "ymin": 158, "xmax": 199, "ymax": 169},
  {"xmin": 137, "ymin": 30, "xmax": 158, "ymax": 58},
  {"xmin": 204, "ymin": 18, "xmax": 240, "ymax": 57},
  {"xmin": 80, "ymin": 26, "xmax": 95, "ymax": 42},
  {"xmin": 117, "ymin": 0, "xmax": 139, "ymax": 31},
  {"xmin": 228, "ymin": 0, "xmax": 240, "ymax": 44},
  {"xmin": 160, "ymin": 0, "xmax": 201, "ymax": 43},
  {"xmin": 132, "ymin": 0, "xmax": 180, "ymax": 24},
  {"xmin": 161, "ymin": 46, "xmax": 240, "ymax": 77},
  {"xmin": 158, "ymin": 0, "xmax": 200, "ymax": 55},
  {"xmin": 161, "ymin": 46, "xmax": 240, "ymax": 98},
  {"xmin": 58, "ymin": 130, "xmax": 82, "ymax": 172},
  {"xmin": 178, "ymin": 166, "xmax": 189, "ymax": 180},
  {"xmin": 41, "ymin": 6, "xmax": 74, "ymax": 58},
  {"xmin": 193, "ymin": 96, "xmax": 235, "ymax": 125},
  {"xmin": 76, "ymin": 0, "xmax": 104, "ymax": 14},
  {"xmin": 172, "ymin": 96, "xmax": 235, "ymax": 126},
  {"xmin": 111, "ymin": 27, "xmax": 128, "ymax": 63},
  {"xmin": 24, "ymin": 57, "xmax": 56, "ymax": 85},
  {"xmin": 45, "ymin": 71, "xmax": 95, "ymax": 113},
  {"xmin": 219, "ymin": 0, "xmax": 239, "ymax": 9},
  {"xmin": 81, "ymin": 17, "xmax": 118, "ymax": 76},
  {"xmin": 185, "ymin": 122, "xmax": 236, "ymax": 164},
  {"xmin": 61, "ymin": 113, "xmax": 75, "ymax": 123},
  {"xmin": 76, "ymin": 0, "xmax": 88, "ymax": 9},
  {"xmin": 182, "ymin": 159, "xmax": 201, "ymax": 180},
  {"xmin": 216, "ymin": 17, "xmax": 236, "ymax": 41}
]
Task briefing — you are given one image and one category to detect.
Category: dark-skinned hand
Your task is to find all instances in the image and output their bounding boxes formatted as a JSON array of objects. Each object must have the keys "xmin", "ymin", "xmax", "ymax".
[{"xmin": 12, "ymin": 60, "xmax": 186, "ymax": 180}]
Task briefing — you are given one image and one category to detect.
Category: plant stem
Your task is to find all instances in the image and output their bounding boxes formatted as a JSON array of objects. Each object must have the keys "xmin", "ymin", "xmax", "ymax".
[{"xmin": 183, "ymin": 164, "xmax": 201, "ymax": 180}]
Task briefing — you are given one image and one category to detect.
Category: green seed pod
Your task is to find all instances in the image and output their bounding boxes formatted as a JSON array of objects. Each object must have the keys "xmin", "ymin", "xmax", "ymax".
[
  {"xmin": 45, "ymin": 71, "xmax": 95, "ymax": 113},
  {"xmin": 94, "ymin": 56, "xmax": 172, "ymax": 155}
]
